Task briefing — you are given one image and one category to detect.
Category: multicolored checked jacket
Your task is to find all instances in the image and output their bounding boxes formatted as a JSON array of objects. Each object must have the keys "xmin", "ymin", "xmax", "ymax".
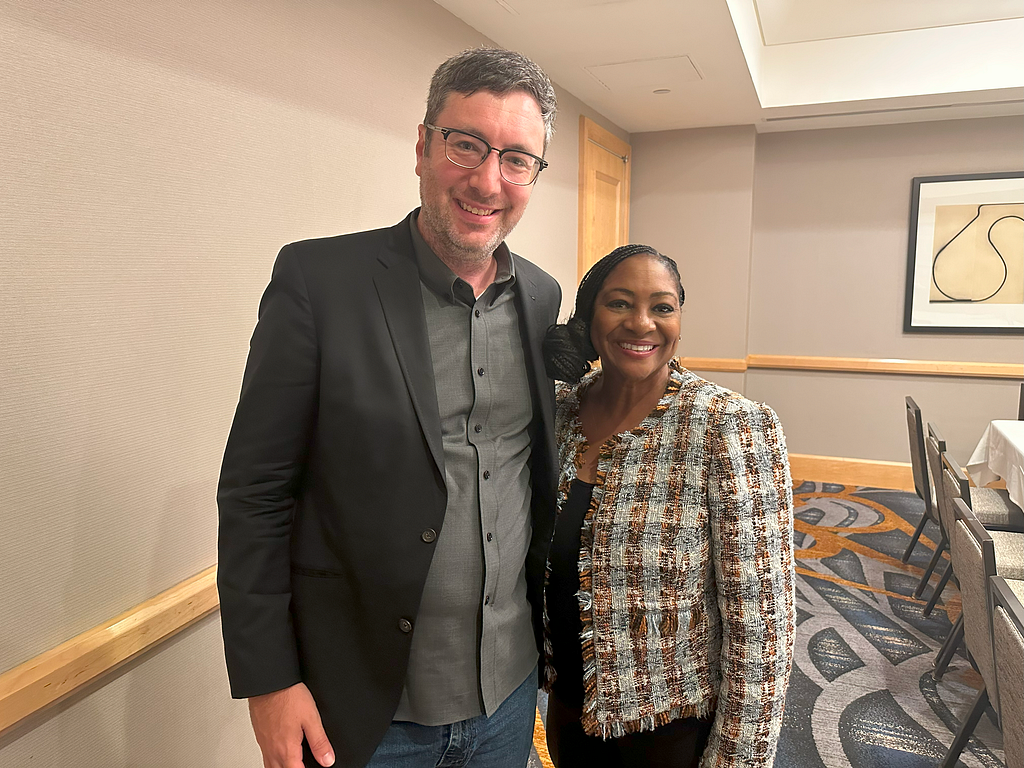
[{"xmin": 543, "ymin": 360, "xmax": 796, "ymax": 767}]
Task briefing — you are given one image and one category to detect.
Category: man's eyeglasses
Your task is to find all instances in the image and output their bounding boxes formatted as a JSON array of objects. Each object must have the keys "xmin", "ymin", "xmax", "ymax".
[{"xmin": 424, "ymin": 123, "xmax": 548, "ymax": 186}]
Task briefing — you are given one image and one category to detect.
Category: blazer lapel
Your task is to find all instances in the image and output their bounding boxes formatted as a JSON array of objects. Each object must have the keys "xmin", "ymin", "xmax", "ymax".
[
  {"xmin": 372, "ymin": 222, "xmax": 445, "ymax": 480},
  {"xmin": 513, "ymin": 264, "xmax": 556, "ymax": 446}
]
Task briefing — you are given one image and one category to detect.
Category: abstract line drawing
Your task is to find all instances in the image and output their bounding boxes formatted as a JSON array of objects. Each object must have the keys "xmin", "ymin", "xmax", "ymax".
[
  {"xmin": 904, "ymin": 171, "xmax": 1024, "ymax": 333},
  {"xmin": 930, "ymin": 203, "xmax": 1024, "ymax": 305}
]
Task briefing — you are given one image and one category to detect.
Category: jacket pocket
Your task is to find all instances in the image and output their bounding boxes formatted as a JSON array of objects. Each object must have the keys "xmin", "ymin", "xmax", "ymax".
[{"xmin": 291, "ymin": 564, "xmax": 347, "ymax": 578}]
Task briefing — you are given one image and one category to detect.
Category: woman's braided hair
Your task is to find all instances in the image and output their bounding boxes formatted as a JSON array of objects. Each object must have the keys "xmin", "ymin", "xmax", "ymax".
[{"xmin": 543, "ymin": 244, "xmax": 685, "ymax": 383}]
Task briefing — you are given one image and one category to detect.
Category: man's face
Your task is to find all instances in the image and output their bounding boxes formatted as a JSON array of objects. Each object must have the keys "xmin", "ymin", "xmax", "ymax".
[{"xmin": 415, "ymin": 90, "xmax": 546, "ymax": 266}]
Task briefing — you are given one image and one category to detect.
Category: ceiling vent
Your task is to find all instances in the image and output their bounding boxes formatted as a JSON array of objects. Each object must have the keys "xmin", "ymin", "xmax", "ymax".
[{"xmin": 762, "ymin": 97, "xmax": 1023, "ymax": 123}]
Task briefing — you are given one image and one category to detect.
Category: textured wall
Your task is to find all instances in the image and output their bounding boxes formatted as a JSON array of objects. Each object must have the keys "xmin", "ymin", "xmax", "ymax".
[
  {"xmin": 0, "ymin": 0, "xmax": 622, "ymax": 763},
  {"xmin": 0, "ymin": 617, "xmax": 252, "ymax": 766},
  {"xmin": 749, "ymin": 117, "xmax": 1021, "ymax": 365},
  {"xmin": 629, "ymin": 116, "xmax": 1022, "ymax": 465},
  {"xmin": 630, "ymin": 126, "xmax": 757, "ymax": 362},
  {"xmin": 748, "ymin": 117, "xmax": 1022, "ymax": 465}
]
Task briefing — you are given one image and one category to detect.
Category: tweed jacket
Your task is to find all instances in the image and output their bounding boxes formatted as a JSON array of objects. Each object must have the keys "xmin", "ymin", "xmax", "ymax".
[{"xmin": 543, "ymin": 360, "xmax": 796, "ymax": 767}]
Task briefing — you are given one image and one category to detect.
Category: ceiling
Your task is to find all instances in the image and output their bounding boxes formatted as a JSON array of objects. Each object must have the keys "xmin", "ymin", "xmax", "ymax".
[{"xmin": 431, "ymin": 0, "xmax": 1024, "ymax": 133}]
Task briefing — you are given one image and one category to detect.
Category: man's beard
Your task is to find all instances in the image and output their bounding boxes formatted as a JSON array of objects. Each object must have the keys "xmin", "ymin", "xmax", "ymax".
[{"xmin": 418, "ymin": 181, "xmax": 517, "ymax": 269}]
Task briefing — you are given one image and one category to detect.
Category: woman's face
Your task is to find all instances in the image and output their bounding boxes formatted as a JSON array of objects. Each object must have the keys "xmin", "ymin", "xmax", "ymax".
[{"xmin": 589, "ymin": 254, "xmax": 681, "ymax": 384}]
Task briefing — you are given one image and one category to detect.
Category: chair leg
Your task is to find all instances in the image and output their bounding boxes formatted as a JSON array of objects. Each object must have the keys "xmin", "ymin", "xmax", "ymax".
[
  {"xmin": 938, "ymin": 686, "xmax": 989, "ymax": 768},
  {"xmin": 933, "ymin": 614, "xmax": 964, "ymax": 681},
  {"xmin": 902, "ymin": 514, "xmax": 929, "ymax": 563},
  {"xmin": 914, "ymin": 534, "xmax": 947, "ymax": 599},
  {"xmin": 923, "ymin": 563, "xmax": 953, "ymax": 618}
]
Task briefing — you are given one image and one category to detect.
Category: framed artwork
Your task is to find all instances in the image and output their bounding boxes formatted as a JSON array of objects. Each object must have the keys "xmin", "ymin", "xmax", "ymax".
[{"xmin": 903, "ymin": 171, "xmax": 1024, "ymax": 334}]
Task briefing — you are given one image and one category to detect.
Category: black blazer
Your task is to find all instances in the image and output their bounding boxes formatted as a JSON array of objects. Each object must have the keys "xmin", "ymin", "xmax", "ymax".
[{"xmin": 217, "ymin": 212, "xmax": 561, "ymax": 767}]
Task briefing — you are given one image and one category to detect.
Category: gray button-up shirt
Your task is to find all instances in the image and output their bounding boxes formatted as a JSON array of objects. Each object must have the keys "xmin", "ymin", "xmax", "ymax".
[{"xmin": 393, "ymin": 216, "xmax": 537, "ymax": 724}]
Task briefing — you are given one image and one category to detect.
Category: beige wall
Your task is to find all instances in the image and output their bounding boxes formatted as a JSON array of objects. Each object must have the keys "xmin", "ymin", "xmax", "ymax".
[
  {"xmin": 630, "ymin": 116, "xmax": 1022, "ymax": 467},
  {"xmin": 508, "ymin": 87, "xmax": 627, "ymax": 320},
  {"xmin": 749, "ymin": 118, "xmax": 1021, "ymax": 365},
  {"xmin": 0, "ymin": 0, "xmax": 622, "ymax": 763},
  {"xmin": 630, "ymin": 126, "xmax": 757, "ymax": 362}
]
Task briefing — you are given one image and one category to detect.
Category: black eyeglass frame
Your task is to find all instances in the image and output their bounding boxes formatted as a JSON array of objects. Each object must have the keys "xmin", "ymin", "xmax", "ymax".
[{"xmin": 423, "ymin": 123, "xmax": 549, "ymax": 186}]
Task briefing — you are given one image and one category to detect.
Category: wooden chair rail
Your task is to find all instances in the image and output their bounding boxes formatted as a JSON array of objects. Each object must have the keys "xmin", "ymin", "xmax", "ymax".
[
  {"xmin": 679, "ymin": 355, "xmax": 1021, "ymax": 379},
  {"xmin": 0, "ymin": 565, "xmax": 218, "ymax": 737}
]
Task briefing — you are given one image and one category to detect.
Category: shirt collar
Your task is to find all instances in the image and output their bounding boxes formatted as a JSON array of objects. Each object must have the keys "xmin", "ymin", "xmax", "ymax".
[{"xmin": 410, "ymin": 211, "xmax": 516, "ymax": 305}]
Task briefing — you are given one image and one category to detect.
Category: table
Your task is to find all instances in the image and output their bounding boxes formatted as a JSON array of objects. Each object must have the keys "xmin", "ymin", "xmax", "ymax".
[{"xmin": 967, "ymin": 419, "xmax": 1024, "ymax": 510}]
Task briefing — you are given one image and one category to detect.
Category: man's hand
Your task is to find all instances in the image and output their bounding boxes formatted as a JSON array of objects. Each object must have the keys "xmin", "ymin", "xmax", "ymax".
[{"xmin": 248, "ymin": 682, "xmax": 335, "ymax": 768}]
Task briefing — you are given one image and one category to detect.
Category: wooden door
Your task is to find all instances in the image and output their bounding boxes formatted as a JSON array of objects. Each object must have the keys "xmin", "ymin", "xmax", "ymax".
[{"xmin": 578, "ymin": 116, "xmax": 631, "ymax": 279}]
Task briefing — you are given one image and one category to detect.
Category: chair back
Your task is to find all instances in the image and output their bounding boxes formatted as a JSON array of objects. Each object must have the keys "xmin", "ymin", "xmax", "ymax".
[
  {"xmin": 938, "ymin": 451, "xmax": 972, "ymax": 546},
  {"xmin": 990, "ymin": 576, "xmax": 1023, "ymax": 767},
  {"xmin": 924, "ymin": 423, "xmax": 948, "ymax": 531},
  {"xmin": 905, "ymin": 397, "xmax": 933, "ymax": 517},
  {"xmin": 949, "ymin": 497, "xmax": 999, "ymax": 714}
]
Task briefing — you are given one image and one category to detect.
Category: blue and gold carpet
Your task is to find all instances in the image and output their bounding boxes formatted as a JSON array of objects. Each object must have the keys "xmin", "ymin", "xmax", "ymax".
[
  {"xmin": 530, "ymin": 481, "xmax": 1006, "ymax": 768},
  {"xmin": 777, "ymin": 481, "xmax": 1003, "ymax": 768}
]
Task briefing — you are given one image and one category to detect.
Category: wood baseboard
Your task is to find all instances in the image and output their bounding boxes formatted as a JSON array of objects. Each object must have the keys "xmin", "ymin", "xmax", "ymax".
[{"xmin": 789, "ymin": 453, "xmax": 915, "ymax": 492}]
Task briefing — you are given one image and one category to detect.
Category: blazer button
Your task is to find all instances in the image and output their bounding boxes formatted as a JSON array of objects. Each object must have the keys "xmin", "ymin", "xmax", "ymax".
[
  {"xmin": 398, "ymin": 618, "xmax": 413, "ymax": 633},
  {"xmin": 421, "ymin": 528, "xmax": 437, "ymax": 543}
]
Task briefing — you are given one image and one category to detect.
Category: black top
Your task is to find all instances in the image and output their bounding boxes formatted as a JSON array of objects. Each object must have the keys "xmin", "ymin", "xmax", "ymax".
[{"xmin": 547, "ymin": 478, "xmax": 596, "ymax": 706}]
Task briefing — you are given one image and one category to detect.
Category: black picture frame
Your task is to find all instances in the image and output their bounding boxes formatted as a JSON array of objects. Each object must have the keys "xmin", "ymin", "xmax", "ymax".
[{"xmin": 903, "ymin": 171, "xmax": 1024, "ymax": 334}]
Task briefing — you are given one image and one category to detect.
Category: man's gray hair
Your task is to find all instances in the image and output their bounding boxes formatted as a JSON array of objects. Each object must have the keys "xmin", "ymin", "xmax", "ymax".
[{"xmin": 425, "ymin": 47, "xmax": 557, "ymax": 151}]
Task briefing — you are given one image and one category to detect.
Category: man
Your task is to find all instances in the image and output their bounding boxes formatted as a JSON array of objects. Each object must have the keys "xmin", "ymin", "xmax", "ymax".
[{"xmin": 217, "ymin": 48, "xmax": 561, "ymax": 768}]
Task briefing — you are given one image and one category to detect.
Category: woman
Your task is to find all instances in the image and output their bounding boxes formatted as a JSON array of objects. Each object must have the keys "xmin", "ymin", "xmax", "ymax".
[{"xmin": 541, "ymin": 244, "xmax": 795, "ymax": 768}]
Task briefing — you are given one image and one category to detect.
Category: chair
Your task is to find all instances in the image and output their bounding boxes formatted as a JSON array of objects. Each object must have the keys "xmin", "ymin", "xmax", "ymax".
[
  {"xmin": 1018, "ymin": 382, "xmax": 1024, "ymax": 420},
  {"xmin": 946, "ymin": 450, "xmax": 1024, "ymax": 534},
  {"xmin": 932, "ymin": 462, "xmax": 1024, "ymax": 679},
  {"xmin": 913, "ymin": 424, "xmax": 949, "ymax": 600},
  {"xmin": 990, "ymin": 576, "xmax": 1024, "ymax": 768},
  {"xmin": 917, "ymin": 427, "xmax": 1024, "ymax": 600},
  {"xmin": 902, "ymin": 396, "xmax": 939, "ymax": 564},
  {"xmin": 925, "ymin": 452, "xmax": 1024, "ymax": 617},
  {"xmin": 939, "ymin": 498, "xmax": 1024, "ymax": 767}
]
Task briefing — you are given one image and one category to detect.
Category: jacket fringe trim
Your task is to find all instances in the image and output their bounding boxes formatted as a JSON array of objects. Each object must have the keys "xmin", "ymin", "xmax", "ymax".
[{"xmin": 583, "ymin": 696, "xmax": 718, "ymax": 740}]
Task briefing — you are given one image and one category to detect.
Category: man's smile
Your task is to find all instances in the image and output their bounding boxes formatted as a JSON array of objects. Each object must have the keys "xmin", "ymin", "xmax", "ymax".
[{"xmin": 457, "ymin": 199, "xmax": 499, "ymax": 217}]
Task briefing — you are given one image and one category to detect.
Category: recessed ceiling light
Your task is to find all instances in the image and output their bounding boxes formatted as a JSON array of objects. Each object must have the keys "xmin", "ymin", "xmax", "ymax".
[{"xmin": 653, "ymin": 88, "xmax": 671, "ymax": 95}]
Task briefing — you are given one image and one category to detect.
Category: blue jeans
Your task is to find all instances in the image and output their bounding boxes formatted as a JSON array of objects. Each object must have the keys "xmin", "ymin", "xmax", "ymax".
[{"xmin": 366, "ymin": 668, "xmax": 537, "ymax": 768}]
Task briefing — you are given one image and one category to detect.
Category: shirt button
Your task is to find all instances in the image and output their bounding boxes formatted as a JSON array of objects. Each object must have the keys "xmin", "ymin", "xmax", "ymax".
[
  {"xmin": 477, "ymin": 367, "xmax": 485, "ymax": 376},
  {"xmin": 486, "ymin": 532, "xmax": 493, "ymax": 542},
  {"xmin": 474, "ymin": 309, "xmax": 481, "ymax": 318},
  {"xmin": 398, "ymin": 618, "xmax": 413, "ymax": 633},
  {"xmin": 421, "ymin": 528, "xmax": 437, "ymax": 543},
  {"xmin": 482, "ymin": 470, "xmax": 490, "ymax": 480},
  {"xmin": 474, "ymin": 424, "xmax": 482, "ymax": 433},
  {"xmin": 484, "ymin": 595, "xmax": 491, "ymax": 605}
]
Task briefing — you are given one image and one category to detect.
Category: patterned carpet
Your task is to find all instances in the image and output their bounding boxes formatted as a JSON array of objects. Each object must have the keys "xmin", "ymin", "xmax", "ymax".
[{"xmin": 530, "ymin": 481, "xmax": 1006, "ymax": 768}]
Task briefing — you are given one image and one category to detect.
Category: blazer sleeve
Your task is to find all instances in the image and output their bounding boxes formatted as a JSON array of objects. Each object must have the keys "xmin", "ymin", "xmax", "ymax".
[
  {"xmin": 217, "ymin": 243, "xmax": 318, "ymax": 698},
  {"xmin": 702, "ymin": 397, "xmax": 796, "ymax": 768}
]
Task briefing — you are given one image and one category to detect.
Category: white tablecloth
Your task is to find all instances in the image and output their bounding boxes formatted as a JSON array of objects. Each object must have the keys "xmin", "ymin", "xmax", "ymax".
[{"xmin": 967, "ymin": 419, "xmax": 1024, "ymax": 509}]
